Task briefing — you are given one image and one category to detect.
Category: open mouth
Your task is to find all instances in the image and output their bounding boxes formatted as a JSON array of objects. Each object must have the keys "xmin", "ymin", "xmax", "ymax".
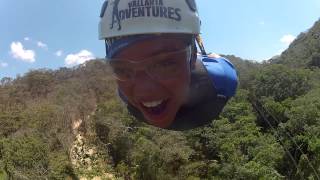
[{"xmin": 140, "ymin": 99, "xmax": 169, "ymax": 116}]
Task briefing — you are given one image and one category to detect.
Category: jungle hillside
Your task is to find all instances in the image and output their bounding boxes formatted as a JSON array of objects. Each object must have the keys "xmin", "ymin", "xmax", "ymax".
[{"xmin": 1, "ymin": 19, "xmax": 320, "ymax": 180}]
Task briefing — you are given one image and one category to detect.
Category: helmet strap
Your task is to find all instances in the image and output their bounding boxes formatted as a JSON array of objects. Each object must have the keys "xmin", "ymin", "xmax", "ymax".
[
  {"xmin": 104, "ymin": 39, "xmax": 109, "ymax": 59},
  {"xmin": 195, "ymin": 35, "xmax": 207, "ymax": 55},
  {"xmin": 190, "ymin": 38, "xmax": 197, "ymax": 70}
]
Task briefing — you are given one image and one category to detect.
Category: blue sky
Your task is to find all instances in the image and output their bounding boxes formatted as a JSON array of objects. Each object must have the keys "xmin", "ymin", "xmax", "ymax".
[{"xmin": 1, "ymin": 0, "xmax": 320, "ymax": 78}]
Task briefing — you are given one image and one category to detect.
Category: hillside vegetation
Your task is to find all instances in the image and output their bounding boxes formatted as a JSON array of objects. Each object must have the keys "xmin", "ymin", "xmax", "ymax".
[
  {"xmin": 271, "ymin": 19, "xmax": 320, "ymax": 68},
  {"xmin": 1, "ymin": 20, "xmax": 320, "ymax": 179}
]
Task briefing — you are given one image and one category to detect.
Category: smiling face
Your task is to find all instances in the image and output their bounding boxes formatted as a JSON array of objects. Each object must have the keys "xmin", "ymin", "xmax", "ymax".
[{"xmin": 113, "ymin": 35, "xmax": 193, "ymax": 128}]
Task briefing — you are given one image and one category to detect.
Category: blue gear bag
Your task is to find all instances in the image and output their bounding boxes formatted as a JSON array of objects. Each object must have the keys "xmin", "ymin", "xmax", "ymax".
[{"xmin": 200, "ymin": 55, "xmax": 238, "ymax": 98}]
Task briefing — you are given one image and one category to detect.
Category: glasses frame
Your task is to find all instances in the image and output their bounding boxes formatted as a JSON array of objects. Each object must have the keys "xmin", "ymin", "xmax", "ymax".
[{"xmin": 108, "ymin": 45, "xmax": 192, "ymax": 82}]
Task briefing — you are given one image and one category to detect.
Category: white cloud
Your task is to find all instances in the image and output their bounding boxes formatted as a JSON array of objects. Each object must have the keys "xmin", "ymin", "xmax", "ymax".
[
  {"xmin": 0, "ymin": 62, "xmax": 8, "ymax": 68},
  {"xmin": 10, "ymin": 42, "xmax": 36, "ymax": 63},
  {"xmin": 37, "ymin": 41, "xmax": 48, "ymax": 49},
  {"xmin": 24, "ymin": 37, "xmax": 30, "ymax": 41},
  {"xmin": 277, "ymin": 48, "xmax": 286, "ymax": 55},
  {"xmin": 65, "ymin": 50, "xmax": 95, "ymax": 66},
  {"xmin": 55, "ymin": 50, "xmax": 63, "ymax": 57},
  {"xmin": 280, "ymin": 34, "xmax": 296, "ymax": 46}
]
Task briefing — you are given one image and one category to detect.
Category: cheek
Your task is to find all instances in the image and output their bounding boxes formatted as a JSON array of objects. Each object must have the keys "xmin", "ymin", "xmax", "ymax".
[
  {"xmin": 162, "ymin": 69, "xmax": 191, "ymax": 101},
  {"xmin": 117, "ymin": 82, "xmax": 135, "ymax": 103}
]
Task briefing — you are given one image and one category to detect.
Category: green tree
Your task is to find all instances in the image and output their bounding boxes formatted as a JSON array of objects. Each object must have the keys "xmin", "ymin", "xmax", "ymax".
[
  {"xmin": 0, "ymin": 136, "xmax": 49, "ymax": 179},
  {"xmin": 252, "ymin": 64, "xmax": 311, "ymax": 101},
  {"xmin": 277, "ymin": 89, "xmax": 320, "ymax": 178}
]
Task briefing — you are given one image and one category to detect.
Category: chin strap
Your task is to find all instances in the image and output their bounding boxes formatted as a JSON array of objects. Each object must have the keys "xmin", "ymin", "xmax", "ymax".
[{"xmin": 196, "ymin": 34, "xmax": 207, "ymax": 56}]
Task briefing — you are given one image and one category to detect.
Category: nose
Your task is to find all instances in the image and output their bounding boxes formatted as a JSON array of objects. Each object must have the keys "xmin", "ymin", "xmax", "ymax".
[{"xmin": 132, "ymin": 70, "xmax": 163, "ymax": 99}]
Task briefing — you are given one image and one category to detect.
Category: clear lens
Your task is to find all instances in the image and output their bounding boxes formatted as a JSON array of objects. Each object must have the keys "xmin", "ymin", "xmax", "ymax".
[
  {"xmin": 148, "ymin": 55, "xmax": 184, "ymax": 80},
  {"xmin": 113, "ymin": 67, "xmax": 134, "ymax": 81},
  {"xmin": 109, "ymin": 60, "xmax": 133, "ymax": 81}
]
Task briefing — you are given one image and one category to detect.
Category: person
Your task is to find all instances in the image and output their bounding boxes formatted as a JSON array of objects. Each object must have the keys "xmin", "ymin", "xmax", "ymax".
[{"xmin": 98, "ymin": 0, "xmax": 238, "ymax": 130}]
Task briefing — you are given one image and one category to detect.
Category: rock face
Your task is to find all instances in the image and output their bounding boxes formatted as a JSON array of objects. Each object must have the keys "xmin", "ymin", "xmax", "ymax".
[
  {"xmin": 70, "ymin": 119, "xmax": 116, "ymax": 180},
  {"xmin": 70, "ymin": 134, "xmax": 97, "ymax": 168}
]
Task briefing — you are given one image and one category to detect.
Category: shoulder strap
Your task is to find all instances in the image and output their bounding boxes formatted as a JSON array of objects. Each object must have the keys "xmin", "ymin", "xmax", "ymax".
[{"xmin": 184, "ymin": 56, "xmax": 218, "ymax": 107}]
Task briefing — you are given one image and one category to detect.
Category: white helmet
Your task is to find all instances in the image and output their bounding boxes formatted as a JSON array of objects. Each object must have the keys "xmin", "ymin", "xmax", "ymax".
[{"xmin": 99, "ymin": 0, "xmax": 201, "ymax": 40}]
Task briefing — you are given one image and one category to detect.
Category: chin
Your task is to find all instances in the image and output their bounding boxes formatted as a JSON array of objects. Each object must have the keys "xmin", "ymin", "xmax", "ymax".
[{"xmin": 145, "ymin": 115, "xmax": 175, "ymax": 128}]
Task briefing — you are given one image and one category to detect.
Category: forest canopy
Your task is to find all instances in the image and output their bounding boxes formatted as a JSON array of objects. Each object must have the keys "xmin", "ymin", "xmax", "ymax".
[{"xmin": 1, "ymin": 20, "xmax": 320, "ymax": 180}]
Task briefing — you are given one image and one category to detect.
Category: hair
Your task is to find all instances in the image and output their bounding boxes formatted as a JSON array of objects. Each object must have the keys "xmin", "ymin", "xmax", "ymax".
[{"xmin": 105, "ymin": 33, "xmax": 197, "ymax": 59}]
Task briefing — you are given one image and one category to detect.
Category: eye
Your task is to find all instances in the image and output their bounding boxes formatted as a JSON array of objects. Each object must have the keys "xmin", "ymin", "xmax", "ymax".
[
  {"xmin": 156, "ymin": 60, "xmax": 178, "ymax": 67},
  {"xmin": 114, "ymin": 67, "xmax": 129, "ymax": 75},
  {"xmin": 113, "ymin": 67, "xmax": 133, "ymax": 80},
  {"xmin": 150, "ymin": 59, "xmax": 181, "ymax": 76},
  {"xmin": 151, "ymin": 60, "xmax": 180, "ymax": 72}
]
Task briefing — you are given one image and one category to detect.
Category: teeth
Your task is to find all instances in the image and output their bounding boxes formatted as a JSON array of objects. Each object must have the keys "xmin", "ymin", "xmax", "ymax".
[{"xmin": 142, "ymin": 100, "xmax": 163, "ymax": 108}]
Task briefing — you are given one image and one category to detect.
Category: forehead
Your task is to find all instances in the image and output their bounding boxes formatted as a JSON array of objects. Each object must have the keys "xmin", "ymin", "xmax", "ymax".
[{"xmin": 114, "ymin": 35, "xmax": 189, "ymax": 60}]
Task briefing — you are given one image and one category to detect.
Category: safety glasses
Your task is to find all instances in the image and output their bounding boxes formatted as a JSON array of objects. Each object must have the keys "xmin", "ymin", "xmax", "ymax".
[{"xmin": 108, "ymin": 46, "xmax": 191, "ymax": 82}]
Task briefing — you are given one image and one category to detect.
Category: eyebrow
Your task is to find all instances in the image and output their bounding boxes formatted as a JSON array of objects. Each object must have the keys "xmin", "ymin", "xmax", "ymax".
[
  {"xmin": 110, "ymin": 47, "xmax": 188, "ymax": 65},
  {"xmin": 148, "ymin": 47, "xmax": 183, "ymax": 57}
]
